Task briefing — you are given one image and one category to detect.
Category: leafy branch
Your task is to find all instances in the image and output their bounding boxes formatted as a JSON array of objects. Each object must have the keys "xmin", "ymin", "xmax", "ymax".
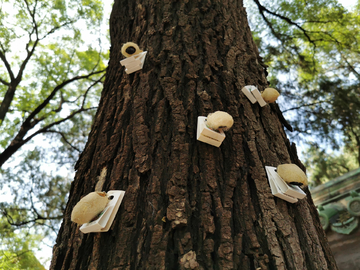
[
  {"xmin": 2, "ymin": 206, "xmax": 62, "ymax": 229},
  {"xmin": 0, "ymin": 0, "xmax": 78, "ymax": 125},
  {"xmin": 0, "ymin": 70, "xmax": 105, "ymax": 168},
  {"xmin": 252, "ymin": 0, "xmax": 315, "ymax": 44},
  {"xmin": 282, "ymin": 101, "xmax": 327, "ymax": 113}
]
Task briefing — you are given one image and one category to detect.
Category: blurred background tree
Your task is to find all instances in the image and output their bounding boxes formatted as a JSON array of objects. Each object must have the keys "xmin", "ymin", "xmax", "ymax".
[
  {"xmin": 303, "ymin": 143, "xmax": 357, "ymax": 186},
  {"xmin": 0, "ymin": 0, "xmax": 109, "ymax": 266},
  {"xmin": 0, "ymin": 217, "xmax": 46, "ymax": 269}
]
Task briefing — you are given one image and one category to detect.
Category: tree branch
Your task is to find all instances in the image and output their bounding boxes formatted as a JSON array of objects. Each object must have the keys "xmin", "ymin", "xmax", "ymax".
[
  {"xmin": 0, "ymin": 49, "xmax": 15, "ymax": 81},
  {"xmin": 340, "ymin": 52, "xmax": 360, "ymax": 80},
  {"xmin": 282, "ymin": 101, "xmax": 328, "ymax": 113},
  {"xmin": 44, "ymin": 130, "xmax": 81, "ymax": 152},
  {"xmin": 0, "ymin": 106, "xmax": 97, "ymax": 168},
  {"xmin": 0, "ymin": 76, "xmax": 10, "ymax": 86},
  {"xmin": 20, "ymin": 0, "xmax": 40, "ymax": 81},
  {"xmin": 25, "ymin": 70, "xmax": 105, "ymax": 127},
  {"xmin": 0, "ymin": 84, "xmax": 20, "ymax": 125},
  {"xmin": 82, "ymin": 74, "xmax": 105, "ymax": 108},
  {"xmin": 251, "ymin": 0, "xmax": 320, "ymax": 72},
  {"xmin": 28, "ymin": 106, "xmax": 97, "ymax": 140},
  {"xmin": 252, "ymin": 0, "xmax": 315, "ymax": 45},
  {"xmin": 0, "ymin": 0, "xmax": 40, "ymax": 125},
  {"xmin": 0, "ymin": 68, "xmax": 103, "ymax": 168},
  {"xmin": 40, "ymin": 20, "xmax": 76, "ymax": 40},
  {"xmin": 2, "ymin": 208, "xmax": 63, "ymax": 227}
]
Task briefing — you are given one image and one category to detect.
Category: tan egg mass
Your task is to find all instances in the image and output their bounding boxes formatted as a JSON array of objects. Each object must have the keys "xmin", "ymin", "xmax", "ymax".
[
  {"xmin": 71, "ymin": 191, "xmax": 109, "ymax": 225},
  {"xmin": 277, "ymin": 164, "xmax": 308, "ymax": 186},
  {"xmin": 261, "ymin": 88, "xmax": 280, "ymax": 103},
  {"xmin": 206, "ymin": 111, "xmax": 234, "ymax": 132},
  {"xmin": 121, "ymin": 42, "xmax": 142, "ymax": 58}
]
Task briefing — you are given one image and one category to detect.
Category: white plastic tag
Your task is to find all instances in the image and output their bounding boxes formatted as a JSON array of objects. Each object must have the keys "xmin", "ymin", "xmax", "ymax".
[
  {"xmin": 242, "ymin": 85, "xmax": 267, "ymax": 107},
  {"xmin": 80, "ymin": 190, "xmax": 125, "ymax": 233},
  {"xmin": 120, "ymin": 51, "xmax": 147, "ymax": 74},
  {"xmin": 265, "ymin": 166, "xmax": 306, "ymax": 203},
  {"xmin": 196, "ymin": 116, "xmax": 225, "ymax": 147}
]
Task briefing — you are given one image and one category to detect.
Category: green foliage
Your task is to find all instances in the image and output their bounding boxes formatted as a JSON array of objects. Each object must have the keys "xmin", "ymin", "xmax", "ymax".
[
  {"xmin": 246, "ymin": 0, "xmax": 360, "ymax": 169},
  {"xmin": 1, "ymin": 146, "xmax": 72, "ymax": 236},
  {"xmin": 0, "ymin": 249, "xmax": 45, "ymax": 270},
  {"xmin": 0, "ymin": 0, "xmax": 108, "ymax": 158},
  {"xmin": 303, "ymin": 143, "xmax": 358, "ymax": 187},
  {"xmin": 0, "ymin": 218, "xmax": 45, "ymax": 269},
  {"xmin": 0, "ymin": 0, "xmax": 109, "ymax": 265}
]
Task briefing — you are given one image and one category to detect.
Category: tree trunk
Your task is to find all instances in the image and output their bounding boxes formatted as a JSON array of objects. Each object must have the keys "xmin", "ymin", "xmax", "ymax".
[{"xmin": 50, "ymin": 0, "xmax": 338, "ymax": 269}]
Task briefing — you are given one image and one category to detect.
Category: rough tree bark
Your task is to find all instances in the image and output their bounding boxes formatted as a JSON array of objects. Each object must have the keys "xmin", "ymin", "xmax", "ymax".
[{"xmin": 50, "ymin": 0, "xmax": 338, "ymax": 269}]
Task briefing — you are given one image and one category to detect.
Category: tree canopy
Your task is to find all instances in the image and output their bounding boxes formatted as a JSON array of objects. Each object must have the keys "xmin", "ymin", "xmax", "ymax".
[
  {"xmin": 1, "ymin": 0, "xmax": 359, "ymax": 265},
  {"xmin": 0, "ymin": 0, "xmax": 107, "ymax": 167},
  {"xmin": 0, "ymin": 0, "xmax": 109, "ymax": 265},
  {"xmin": 0, "ymin": 217, "xmax": 46, "ymax": 269},
  {"xmin": 303, "ymin": 143, "xmax": 357, "ymax": 186},
  {"xmin": 245, "ymin": 0, "xmax": 360, "ymax": 184}
]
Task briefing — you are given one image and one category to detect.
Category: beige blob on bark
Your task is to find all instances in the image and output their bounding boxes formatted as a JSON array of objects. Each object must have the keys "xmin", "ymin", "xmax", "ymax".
[
  {"xmin": 206, "ymin": 111, "xmax": 234, "ymax": 133},
  {"xmin": 277, "ymin": 164, "xmax": 308, "ymax": 186},
  {"xmin": 261, "ymin": 88, "xmax": 280, "ymax": 103},
  {"xmin": 71, "ymin": 191, "xmax": 110, "ymax": 225}
]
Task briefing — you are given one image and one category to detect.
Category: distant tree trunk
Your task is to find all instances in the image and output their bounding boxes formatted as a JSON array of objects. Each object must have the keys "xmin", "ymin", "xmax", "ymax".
[{"xmin": 50, "ymin": 0, "xmax": 338, "ymax": 269}]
